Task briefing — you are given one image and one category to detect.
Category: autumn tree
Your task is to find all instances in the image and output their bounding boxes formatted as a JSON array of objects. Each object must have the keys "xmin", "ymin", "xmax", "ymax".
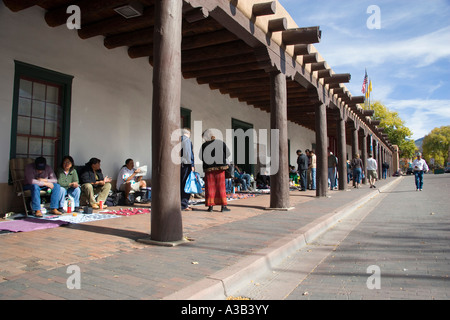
[
  {"xmin": 368, "ymin": 101, "xmax": 416, "ymax": 159},
  {"xmin": 422, "ymin": 126, "xmax": 450, "ymax": 167}
]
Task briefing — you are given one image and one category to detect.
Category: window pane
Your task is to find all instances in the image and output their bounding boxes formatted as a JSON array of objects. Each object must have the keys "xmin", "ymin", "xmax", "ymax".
[
  {"xmin": 46, "ymin": 85, "xmax": 59, "ymax": 103},
  {"xmin": 18, "ymin": 98, "xmax": 31, "ymax": 116},
  {"xmin": 16, "ymin": 136, "xmax": 29, "ymax": 155},
  {"xmin": 46, "ymin": 103, "xmax": 59, "ymax": 120},
  {"xmin": 32, "ymin": 100, "xmax": 46, "ymax": 118},
  {"xmin": 42, "ymin": 139, "xmax": 55, "ymax": 156},
  {"xmin": 45, "ymin": 120, "xmax": 57, "ymax": 137},
  {"xmin": 31, "ymin": 118, "xmax": 45, "ymax": 136},
  {"xmin": 33, "ymin": 82, "xmax": 46, "ymax": 101},
  {"xmin": 17, "ymin": 116, "xmax": 30, "ymax": 135},
  {"xmin": 29, "ymin": 137, "xmax": 42, "ymax": 155},
  {"xmin": 19, "ymin": 79, "xmax": 32, "ymax": 98}
]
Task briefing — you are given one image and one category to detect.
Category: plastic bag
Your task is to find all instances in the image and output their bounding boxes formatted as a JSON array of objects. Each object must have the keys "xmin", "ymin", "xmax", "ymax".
[{"xmin": 184, "ymin": 172, "xmax": 203, "ymax": 194}]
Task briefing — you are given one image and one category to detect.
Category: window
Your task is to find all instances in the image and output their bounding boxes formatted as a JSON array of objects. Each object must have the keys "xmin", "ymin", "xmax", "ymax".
[
  {"xmin": 181, "ymin": 107, "xmax": 191, "ymax": 129},
  {"xmin": 10, "ymin": 61, "xmax": 73, "ymax": 170}
]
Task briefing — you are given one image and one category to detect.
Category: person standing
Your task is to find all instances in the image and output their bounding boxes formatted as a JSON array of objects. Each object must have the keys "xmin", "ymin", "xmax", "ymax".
[
  {"xmin": 412, "ymin": 153, "xmax": 429, "ymax": 191},
  {"xmin": 366, "ymin": 153, "xmax": 378, "ymax": 188},
  {"xmin": 296, "ymin": 150, "xmax": 308, "ymax": 191},
  {"xmin": 309, "ymin": 150, "xmax": 317, "ymax": 190},
  {"xmin": 327, "ymin": 150, "xmax": 338, "ymax": 190},
  {"xmin": 200, "ymin": 130, "xmax": 231, "ymax": 212},
  {"xmin": 351, "ymin": 154, "xmax": 364, "ymax": 189},
  {"xmin": 180, "ymin": 128, "xmax": 195, "ymax": 211},
  {"xmin": 24, "ymin": 157, "xmax": 62, "ymax": 217}
]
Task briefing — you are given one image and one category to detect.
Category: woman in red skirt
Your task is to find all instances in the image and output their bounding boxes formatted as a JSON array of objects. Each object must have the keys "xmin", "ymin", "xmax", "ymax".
[{"xmin": 201, "ymin": 130, "xmax": 231, "ymax": 212}]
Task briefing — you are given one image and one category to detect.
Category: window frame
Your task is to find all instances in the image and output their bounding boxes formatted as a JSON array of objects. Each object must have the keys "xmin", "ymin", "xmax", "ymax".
[{"xmin": 10, "ymin": 61, "xmax": 74, "ymax": 170}]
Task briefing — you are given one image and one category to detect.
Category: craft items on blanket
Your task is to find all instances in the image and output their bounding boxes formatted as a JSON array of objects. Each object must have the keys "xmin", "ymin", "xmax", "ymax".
[{"xmin": 101, "ymin": 208, "xmax": 150, "ymax": 216}]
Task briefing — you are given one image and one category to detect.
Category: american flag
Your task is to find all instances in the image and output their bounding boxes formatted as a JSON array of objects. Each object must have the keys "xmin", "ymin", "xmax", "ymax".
[{"xmin": 361, "ymin": 70, "xmax": 368, "ymax": 94}]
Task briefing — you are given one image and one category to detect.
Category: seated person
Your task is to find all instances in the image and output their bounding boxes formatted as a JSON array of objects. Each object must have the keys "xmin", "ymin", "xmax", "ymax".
[
  {"xmin": 116, "ymin": 159, "xmax": 147, "ymax": 205},
  {"xmin": 256, "ymin": 171, "xmax": 270, "ymax": 189},
  {"xmin": 23, "ymin": 157, "xmax": 62, "ymax": 217},
  {"xmin": 79, "ymin": 157, "xmax": 112, "ymax": 209},
  {"xmin": 234, "ymin": 165, "xmax": 252, "ymax": 191},
  {"xmin": 56, "ymin": 155, "xmax": 81, "ymax": 212}
]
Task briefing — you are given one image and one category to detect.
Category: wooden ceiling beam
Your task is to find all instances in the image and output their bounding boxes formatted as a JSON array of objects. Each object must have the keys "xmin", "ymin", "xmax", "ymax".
[
  {"xmin": 45, "ymin": 0, "xmax": 128, "ymax": 27},
  {"xmin": 182, "ymin": 53, "xmax": 256, "ymax": 73},
  {"xmin": 197, "ymin": 69, "xmax": 268, "ymax": 85},
  {"xmin": 252, "ymin": 1, "xmax": 277, "ymax": 16},
  {"xmin": 282, "ymin": 26, "xmax": 321, "ymax": 45},
  {"xmin": 182, "ymin": 61, "xmax": 262, "ymax": 79},
  {"xmin": 78, "ymin": 6, "xmax": 155, "ymax": 39}
]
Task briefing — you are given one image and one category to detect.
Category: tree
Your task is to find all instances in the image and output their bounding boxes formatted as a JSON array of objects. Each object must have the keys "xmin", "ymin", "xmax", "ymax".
[
  {"xmin": 422, "ymin": 126, "xmax": 450, "ymax": 167},
  {"xmin": 369, "ymin": 101, "xmax": 417, "ymax": 159}
]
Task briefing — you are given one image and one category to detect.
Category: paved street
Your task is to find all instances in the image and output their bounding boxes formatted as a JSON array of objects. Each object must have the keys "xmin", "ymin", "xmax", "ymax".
[{"xmin": 233, "ymin": 174, "xmax": 450, "ymax": 300}]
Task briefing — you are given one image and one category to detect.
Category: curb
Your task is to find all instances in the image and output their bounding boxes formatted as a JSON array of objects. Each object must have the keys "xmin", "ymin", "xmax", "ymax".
[{"xmin": 163, "ymin": 177, "xmax": 404, "ymax": 300}]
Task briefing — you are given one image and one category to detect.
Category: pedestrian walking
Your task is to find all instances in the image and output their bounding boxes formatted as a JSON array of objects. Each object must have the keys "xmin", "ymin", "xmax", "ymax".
[
  {"xmin": 366, "ymin": 153, "xmax": 378, "ymax": 188},
  {"xmin": 351, "ymin": 154, "xmax": 363, "ymax": 189},
  {"xmin": 412, "ymin": 153, "xmax": 429, "ymax": 191}
]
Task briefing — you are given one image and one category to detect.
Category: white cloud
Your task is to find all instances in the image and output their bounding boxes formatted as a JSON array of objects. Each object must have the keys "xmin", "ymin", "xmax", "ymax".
[{"xmin": 385, "ymin": 99, "xmax": 450, "ymax": 139}]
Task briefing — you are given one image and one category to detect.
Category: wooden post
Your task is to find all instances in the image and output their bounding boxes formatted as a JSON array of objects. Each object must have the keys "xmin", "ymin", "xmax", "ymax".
[
  {"xmin": 351, "ymin": 126, "xmax": 359, "ymax": 160},
  {"xmin": 150, "ymin": 0, "xmax": 183, "ymax": 243},
  {"xmin": 315, "ymin": 103, "xmax": 328, "ymax": 197},
  {"xmin": 361, "ymin": 132, "xmax": 368, "ymax": 184},
  {"xmin": 337, "ymin": 115, "xmax": 347, "ymax": 190},
  {"xmin": 269, "ymin": 71, "xmax": 290, "ymax": 209}
]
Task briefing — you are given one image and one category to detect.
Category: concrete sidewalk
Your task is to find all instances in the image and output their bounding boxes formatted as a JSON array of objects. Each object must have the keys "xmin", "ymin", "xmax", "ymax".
[{"xmin": 0, "ymin": 177, "xmax": 402, "ymax": 300}]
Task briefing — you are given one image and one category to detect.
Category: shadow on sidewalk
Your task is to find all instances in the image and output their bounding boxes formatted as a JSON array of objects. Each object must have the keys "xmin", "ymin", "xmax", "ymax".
[{"xmin": 67, "ymin": 223, "xmax": 149, "ymax": 241}]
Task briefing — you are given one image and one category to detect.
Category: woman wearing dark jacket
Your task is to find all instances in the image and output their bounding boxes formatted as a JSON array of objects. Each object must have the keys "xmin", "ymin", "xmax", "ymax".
[
  {"xmin": 79, "ymin": 157, "xmax": 112, "ymax": 209},
  {"xmin": 200, "ymin": 130, "xmax": 231, "ymax": 212}
]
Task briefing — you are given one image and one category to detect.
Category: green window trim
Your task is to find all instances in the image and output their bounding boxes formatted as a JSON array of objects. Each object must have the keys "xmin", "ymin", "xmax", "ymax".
[{"xmin": 10, "ymin": 61, "xmax": 74, "ymax": 167}]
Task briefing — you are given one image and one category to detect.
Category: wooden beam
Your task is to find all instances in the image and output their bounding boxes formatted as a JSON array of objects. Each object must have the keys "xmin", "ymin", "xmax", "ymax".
[
  {"xmin": 268, "ymin": 18, "xmax": 287, "ymax": 32},
  {"xmin": 302, "ymin": 53, "xmax": 318, "ymax": 64},
  {"xmin": 310, "ymin": 61, "xmax": 327, "ymax": 71},
  {"xmin": 323, "ymin": 73, "xmax": 351, "ymax": 84},
  {"xmin": 182, "ymin": 61, "xmax": 262, "ymax": 79},
  {"xmin": 282, "ymin": 27, "xmax": 321, "ymax": 45},
  {"xmin": 197, "ymin": 69, "xmax": 268, "ymax": 85},
  {"xmin": 3, "ymin": 0, "xmax": 37, "ymax": 12},
  {"xmin": 317, "ymin": 69, "xmax": 332, "ymax": 79},
  {"xmin": 45, "ymin": 0, "xmax": 128, "ymax": 27},
  {"xmin": 78, "ymin": 6, "xmax": 155, "ymax": 39},
  {"xmin": 253, "ymin": 1, "xmax": 277, "ymax": 16},
  {"xmin": 293, "ymin": 44, "xmax": 311, "ymax": 56},
  {"xmin": 105, "ymin": 27, "xmax": 153, "ymax": 49}
]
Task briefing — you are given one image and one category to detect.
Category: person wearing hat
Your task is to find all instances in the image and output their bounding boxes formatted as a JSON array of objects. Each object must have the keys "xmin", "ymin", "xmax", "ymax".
[
  {"xmin": 24, "ymin": 157, "xmax": 63, "ymax": 217},
  {"xmin": 412, "ymin": 152, "xmax": 429, "ymax": 191}
]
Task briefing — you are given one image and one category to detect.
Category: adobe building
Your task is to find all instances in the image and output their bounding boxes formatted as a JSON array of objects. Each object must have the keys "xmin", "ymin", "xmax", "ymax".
[{"xmin": 0, "ymin": 0, "xmax": 393, "ymax": 243}]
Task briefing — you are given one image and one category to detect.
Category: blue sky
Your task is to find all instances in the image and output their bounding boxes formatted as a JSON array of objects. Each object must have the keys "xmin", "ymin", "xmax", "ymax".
[{"xmin": 278, "ymin": 0, "xmax": 450, "ymax": 140}]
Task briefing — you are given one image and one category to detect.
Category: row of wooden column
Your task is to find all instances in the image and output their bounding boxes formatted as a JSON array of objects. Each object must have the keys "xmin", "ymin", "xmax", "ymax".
[{"xmin": 149, "ymin": 0, "xmax": 392, "ymax": 243}]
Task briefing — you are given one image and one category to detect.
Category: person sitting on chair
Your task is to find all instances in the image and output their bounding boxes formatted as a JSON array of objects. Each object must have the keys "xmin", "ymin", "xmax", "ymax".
[
  {"xmin": 24, "ymin": 157, "xmax": 62, "ymax": 217},
  {"xmin": 79, "ymin": 157, "xmax": 112, "ymax": 209},
  {"xmin": 116, "ymin": 159, "xmax": 147, "ymax": 205}
]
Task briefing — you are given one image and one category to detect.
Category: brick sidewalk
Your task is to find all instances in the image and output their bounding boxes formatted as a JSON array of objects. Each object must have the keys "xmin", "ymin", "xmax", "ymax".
[{"xmin": 0, "ymin": 179, "xmax": 396, "ymax": 299}]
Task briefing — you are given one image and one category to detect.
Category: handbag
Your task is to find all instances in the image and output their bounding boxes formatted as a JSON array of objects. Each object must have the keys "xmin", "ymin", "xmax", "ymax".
[{"xmin": 184, "ymin": 172, "xmax": 203, "ymax": 194}]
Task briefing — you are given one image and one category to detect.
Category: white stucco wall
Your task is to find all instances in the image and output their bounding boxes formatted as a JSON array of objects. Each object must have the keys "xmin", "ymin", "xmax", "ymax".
[{"xmin": 0, "ymin": 3, "xmax": 317, "ymax": 186}]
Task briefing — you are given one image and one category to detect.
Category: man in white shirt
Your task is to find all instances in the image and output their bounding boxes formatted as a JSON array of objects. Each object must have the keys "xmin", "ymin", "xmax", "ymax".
[
  {"xmin": 117, "ymin": 159, "xmax": 147, "ymax": 205},
  {"xmin": 412, "ymin": 153, "xmax": 429, "ymax": 191},
  {"xmin": 366, "ymin": 154, "xmax": 378, "ymax": 188}
]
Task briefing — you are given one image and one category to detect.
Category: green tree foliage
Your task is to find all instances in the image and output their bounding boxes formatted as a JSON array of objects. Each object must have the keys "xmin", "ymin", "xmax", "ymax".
[
  {"xmin": 369, "ymin": 101, "xmax": 416, "ymax": 158},
  {"xmin": 422, "ymin": 126, "xmax": 450, "ymax": 167}
]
